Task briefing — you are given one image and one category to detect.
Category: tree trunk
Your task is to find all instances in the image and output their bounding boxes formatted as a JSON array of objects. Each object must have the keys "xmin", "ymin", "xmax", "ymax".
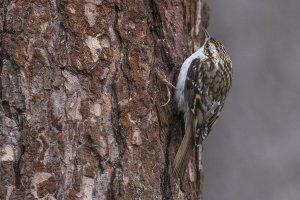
[{"xmin": 0, "ymin": 0, "xmax": 209, "ymax": 199}]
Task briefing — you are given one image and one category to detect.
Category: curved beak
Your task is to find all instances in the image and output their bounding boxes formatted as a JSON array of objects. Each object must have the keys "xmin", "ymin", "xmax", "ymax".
[{"xmin": 201, "ymin": 27, "xmax": 210, "ymax": 39}]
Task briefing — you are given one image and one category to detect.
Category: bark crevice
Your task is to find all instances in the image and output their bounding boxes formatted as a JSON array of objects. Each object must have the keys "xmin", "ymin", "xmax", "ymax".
[
  {"xmin": 0, "ymin": 1, "xmax": 208, "ymax": 199},
  {"xmin": 14, "ymin": 144, "xmax": 24, "ymax": 189}
]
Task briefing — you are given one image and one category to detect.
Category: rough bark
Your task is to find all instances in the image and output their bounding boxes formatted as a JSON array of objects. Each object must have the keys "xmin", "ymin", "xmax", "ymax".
[{"xmin": 0, "ymin": 0, "xmax": 209, "ymax": 199}]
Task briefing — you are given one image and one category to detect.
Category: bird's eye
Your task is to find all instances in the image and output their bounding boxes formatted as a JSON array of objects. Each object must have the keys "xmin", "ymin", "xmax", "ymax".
[{"xmin": 205, "ymin": 43, "xmax": 210, "ymax": 48}]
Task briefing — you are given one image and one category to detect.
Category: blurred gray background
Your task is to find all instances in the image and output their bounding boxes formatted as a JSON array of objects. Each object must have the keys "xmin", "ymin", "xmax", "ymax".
[{"xmin": 204, "ymin": 0, "xmax": 300, "ymax": 199}]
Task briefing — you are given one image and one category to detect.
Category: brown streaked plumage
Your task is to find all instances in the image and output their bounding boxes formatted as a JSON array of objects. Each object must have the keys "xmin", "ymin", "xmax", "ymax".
[{"xmin": 174, "ymin": 36, "xmax": 232, "ymax": 178}]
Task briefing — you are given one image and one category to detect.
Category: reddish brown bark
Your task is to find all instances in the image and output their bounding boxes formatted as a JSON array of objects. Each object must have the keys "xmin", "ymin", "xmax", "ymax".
[{"xmin": 0, "ymin": 0, "xmax": 209, "ymax": 199}]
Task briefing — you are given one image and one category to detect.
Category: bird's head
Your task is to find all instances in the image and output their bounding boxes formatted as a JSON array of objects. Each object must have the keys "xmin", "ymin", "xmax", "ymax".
[{"xmin": 203, "ymin": 37, "xmax": 230, "ymax": 62}]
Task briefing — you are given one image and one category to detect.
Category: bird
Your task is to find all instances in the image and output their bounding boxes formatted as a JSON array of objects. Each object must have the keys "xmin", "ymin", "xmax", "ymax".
[{"xmin": 173, "ymin": 31, "xmax": 232, "ymax": 178}]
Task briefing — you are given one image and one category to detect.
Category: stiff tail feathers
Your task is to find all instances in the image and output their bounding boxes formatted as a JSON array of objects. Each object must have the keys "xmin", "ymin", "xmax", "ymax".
[{"xmin": 173, "ymin": 120, "xmax": 195, "ymax": 178}]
